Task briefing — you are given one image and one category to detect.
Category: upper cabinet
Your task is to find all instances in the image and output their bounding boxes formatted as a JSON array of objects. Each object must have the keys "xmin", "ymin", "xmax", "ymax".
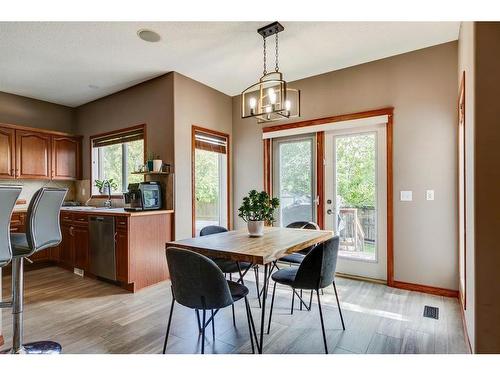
[
  {"xmin": 0, "ymin": 127, "xmax": 15, "ymax": 179},
  {"xmin": 52, "ymin": 136, "xmax": 81, "ymax": 180},
  {"xmin": 16, "ymin": 130, "xmax": 52, "ymax": 179},
  {"xmin": 0, "ymin": 124, "xmax": 82, "ymax": 181}
]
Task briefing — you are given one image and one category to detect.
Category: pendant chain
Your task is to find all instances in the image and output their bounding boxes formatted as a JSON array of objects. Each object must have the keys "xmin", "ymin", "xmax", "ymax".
[
  {"xmin": 275, "ymin": 32, "xmax": 279, "ymax": 72},
  {"xmin": 263, "ymin": 37, "xmax": 267, "ymax": 75}
]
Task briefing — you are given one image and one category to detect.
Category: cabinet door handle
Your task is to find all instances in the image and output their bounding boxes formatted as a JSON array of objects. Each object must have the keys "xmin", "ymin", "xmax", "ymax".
[
  {"xmin": 114, "ymin": 232, "xmax": 117, "ymax": 243},
  {"xmin": 69, "ymin": 226, "xmax": 74, "ymax": 236}
]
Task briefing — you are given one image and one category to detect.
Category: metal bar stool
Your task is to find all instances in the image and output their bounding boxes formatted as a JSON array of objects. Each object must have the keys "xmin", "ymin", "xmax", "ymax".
[{"xmin": 1, "ymin": 187, "xmax": 67, "ymax": 354}]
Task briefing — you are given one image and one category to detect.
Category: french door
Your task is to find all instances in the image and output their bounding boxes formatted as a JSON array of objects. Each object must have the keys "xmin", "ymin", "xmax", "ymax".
[{"xmin": 324, "ymin": 125, "xmax": 387, "ymax": 281}]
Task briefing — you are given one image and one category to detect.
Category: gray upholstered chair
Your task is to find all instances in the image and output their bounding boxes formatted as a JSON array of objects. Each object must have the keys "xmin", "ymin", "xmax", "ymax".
[
  {"xmin": 267, "ymin": 236, "xmax": 345, "ymax": 354},
  {"xmin": 280, "ymin": 221, "xmax": 320, "ymax": 264},
  {"xmin": 0, "ymin": 186, "xmax": 22, "ymax": 269},
  {"xmin": 164, "ymin": 247, "xmax": 256, "ymax": 354},
  {"xmin": 200, "ymin": 225, "xmax": 262, "ymax": 310},
  {"xmin": 2, "ymin": 187, "xmax": 67, "ymax": 354}
]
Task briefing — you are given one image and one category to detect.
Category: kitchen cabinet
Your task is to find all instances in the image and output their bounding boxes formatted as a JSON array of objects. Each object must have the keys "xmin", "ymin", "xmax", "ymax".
[
  {"xmin": 0, "ymin": 127, "xmax": 15, "ymax": 179},
  {"xmin": 74, "ymin": 226, "xmax": 90, "ymax": 271},
  {"xmin": 59, "ymin": 214, "xmax": 89, "ymax": 271},
  {"xmin": 52, "ymin": 136, "xmax": 81, "ymax": 180},
  {"xmin": 0, "ymin": 124, "xmax": 81, "ymax": 181},
  {"xmin": 16, "ymin": 130, "xmax": 52, "ymax": 179},
  {"xmin": 115, "ymin": 217, "xmax": 129, "ymax": 282}
]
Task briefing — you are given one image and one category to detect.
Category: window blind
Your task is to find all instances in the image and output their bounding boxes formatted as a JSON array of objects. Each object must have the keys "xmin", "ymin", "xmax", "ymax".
[
  {"xmin": 92, "ymin": 128, "xmax": 144, "ymax": 148},
  {"xmin": 194, "ymin": 132, "xmax": 227, "ymax": 154}
]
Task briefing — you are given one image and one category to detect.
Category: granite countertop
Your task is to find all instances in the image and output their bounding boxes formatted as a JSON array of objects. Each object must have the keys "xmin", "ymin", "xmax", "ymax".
[{"xmin": 14, "ymin": 206, "xmax": 174, "ymax": 217}]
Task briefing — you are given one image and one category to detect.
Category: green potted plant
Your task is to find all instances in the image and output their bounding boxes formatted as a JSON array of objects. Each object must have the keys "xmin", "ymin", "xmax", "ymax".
[
  {"xmin": 94, "ymin": 179, "xmax": 118, "ymax": 195},
  {"xmin": 238, "ymin": 190, "xmax": 279, "ymax": 237}
]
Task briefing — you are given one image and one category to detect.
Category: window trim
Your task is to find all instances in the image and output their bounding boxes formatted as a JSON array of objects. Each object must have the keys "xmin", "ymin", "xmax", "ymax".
[
  {"xmin": 191, "ymin": 125, "xmax": 231, "ymax": 237},
  {"xmin": 89, "ymin": 124, "xmax": 147, "ymax": 198}
]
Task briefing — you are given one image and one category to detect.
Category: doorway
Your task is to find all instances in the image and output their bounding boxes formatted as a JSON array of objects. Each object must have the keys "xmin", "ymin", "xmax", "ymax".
[{"xmin": 324, "ymin": 124, "xmax": 387, "ymax": 281}]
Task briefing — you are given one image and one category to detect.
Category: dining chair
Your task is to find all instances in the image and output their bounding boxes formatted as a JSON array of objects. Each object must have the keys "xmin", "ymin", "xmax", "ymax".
[
  {"xmin": 200, "ymin": 225, "xmax": 262, "ymax": 313},
  {"xmin": 164, "ymin": 247, "xmax": 256, "ymax": 354},
  {"xmin": 266, "ymin": 236, "xmax": 345, "ymax": 354}
]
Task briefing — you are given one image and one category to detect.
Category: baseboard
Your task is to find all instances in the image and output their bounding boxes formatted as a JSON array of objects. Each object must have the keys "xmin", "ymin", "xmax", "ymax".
[
  {"xmin": 392, "ymin": 280, "xmax": 459, "ymax": 298},
  {"xmin": 335, "ymin": 272, "xmax": 386, "ymax": 285},
  {"xmin": 459, "ymin": 293, "xmax": 473, "ymax": 353}
]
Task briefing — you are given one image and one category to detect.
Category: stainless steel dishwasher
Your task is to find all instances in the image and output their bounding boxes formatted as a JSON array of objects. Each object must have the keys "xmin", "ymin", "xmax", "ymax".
[{"xmin": 89, "ymin": 216, "xmax": 116, "ymax": 281}]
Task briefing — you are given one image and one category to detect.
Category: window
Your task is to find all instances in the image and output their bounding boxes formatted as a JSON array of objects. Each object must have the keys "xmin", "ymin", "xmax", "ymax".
[
  {"xmin": 192, "ymin": 127, "xmax": 229, "ymax": 236},
  {"xmin": 272, "ymin": 134, "xmax": 316, "ymax": 227},
  {"xmin": 91, "ymin": 126, "xmax": 145, "ymax": 196}
]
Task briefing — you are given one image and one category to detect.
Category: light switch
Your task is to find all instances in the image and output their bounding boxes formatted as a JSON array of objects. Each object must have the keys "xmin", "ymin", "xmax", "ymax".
[
  {"xmin": 426, "ymin": 190, "xmax": 435, "ymax": 201},
  {"xmin": 400, "ymin": 190, "xmax": 413, "ymax": 201}
]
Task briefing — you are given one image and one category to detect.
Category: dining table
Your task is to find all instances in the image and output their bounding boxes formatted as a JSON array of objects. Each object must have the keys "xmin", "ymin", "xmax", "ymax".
[{"xmin": 165, "ymin": 226, "xmax": 333, "ymax": 354}]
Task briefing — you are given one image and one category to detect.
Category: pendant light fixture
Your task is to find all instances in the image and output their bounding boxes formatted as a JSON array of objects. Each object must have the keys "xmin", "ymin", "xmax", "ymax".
[{"xmin": 241, "ymin": 22, "xmax": 300, "ymax": 123}]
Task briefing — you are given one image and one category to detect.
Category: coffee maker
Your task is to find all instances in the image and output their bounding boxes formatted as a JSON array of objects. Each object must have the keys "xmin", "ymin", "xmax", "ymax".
[{"xmin": 124, "ymin": 181, "xmax": 162, "ymax": 211}]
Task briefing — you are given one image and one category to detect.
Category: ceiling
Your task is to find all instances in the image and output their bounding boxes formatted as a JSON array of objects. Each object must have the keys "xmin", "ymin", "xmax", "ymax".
[{"xmin": 0, "ymin": 22, "xmax": 460, "ymax": 107}]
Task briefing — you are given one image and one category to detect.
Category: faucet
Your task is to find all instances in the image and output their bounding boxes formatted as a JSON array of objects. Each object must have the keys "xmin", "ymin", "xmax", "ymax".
[{"xmin": 103, "ymin": 180, "xmax": 112, "ymax": 208}]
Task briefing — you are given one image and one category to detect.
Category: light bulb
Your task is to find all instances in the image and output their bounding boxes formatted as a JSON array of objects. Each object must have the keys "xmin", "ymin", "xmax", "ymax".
[
  {"xmin": 285, "ymin": 100, "xmax": 291, "ymax": 111},
  {"xmin": 268, "ymin": 88, "xmax": 276, "ymax": 104},
  {"xmin": 249, "ymin": 97, "xmax": 256, "ymax": 109},
  {"xmin": 265, "ymin": 106, "xmax": 272, "ymax": 113}
]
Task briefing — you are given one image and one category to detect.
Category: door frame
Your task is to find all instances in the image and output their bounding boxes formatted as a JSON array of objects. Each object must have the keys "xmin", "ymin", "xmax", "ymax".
[
  {"xmin": 262, "ymin": 107, "xmax": 394, "ymax": 286},
  {"xmin": 191, "ymin": 125, "xmax": 231, "ymax": 237}
]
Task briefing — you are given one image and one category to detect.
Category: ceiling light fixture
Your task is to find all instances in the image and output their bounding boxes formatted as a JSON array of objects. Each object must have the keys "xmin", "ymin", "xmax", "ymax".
[
  {"xmin": 137, "ymin": 29, "xmax": 161, "ymax": 43},
  {"xmin": 241, "ymin": 22, "xmax": 300, "ymax": 124}
]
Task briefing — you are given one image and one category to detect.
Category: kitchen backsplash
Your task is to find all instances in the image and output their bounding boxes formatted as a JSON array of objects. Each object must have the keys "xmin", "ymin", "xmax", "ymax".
[
  {"xmin": 75, "ymin": 179, "xmax": 125, "ymax": 208},
  {"xmin": 0, "ymin": 179, "xmax": 76, "ymax": 209}
]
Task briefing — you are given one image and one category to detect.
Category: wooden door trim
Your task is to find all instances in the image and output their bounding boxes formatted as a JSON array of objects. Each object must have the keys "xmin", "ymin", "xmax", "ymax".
[
  {"xmin": 191, "ymin": 125, "xmax": 231, "ymax": 237},
  {"xmin": 262, "ymin": 107, "xmax": 394, "ymax": 286}
]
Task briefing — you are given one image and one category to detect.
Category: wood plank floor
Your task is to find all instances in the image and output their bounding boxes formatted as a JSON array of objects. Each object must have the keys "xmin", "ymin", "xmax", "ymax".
[{"xmin": 0, "ymin": 266, "xmax": 469, "ymax": 354}]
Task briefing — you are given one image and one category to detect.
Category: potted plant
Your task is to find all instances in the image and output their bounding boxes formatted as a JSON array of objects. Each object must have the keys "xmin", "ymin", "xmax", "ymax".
[
  {"xmin": 238, "ymin": 190, "xmax": 279, "ymax": 237},
  {"xmin": 146, "ymin": 152, "xmax": 162, "ymax": 172},
  {"xmin": 94, "ymin": 179, "xmax": 118, "ymax": 195}
]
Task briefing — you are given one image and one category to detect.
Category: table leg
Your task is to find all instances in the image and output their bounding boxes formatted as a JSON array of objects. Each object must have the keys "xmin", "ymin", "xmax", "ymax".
[{"xmin": 258, "ymin": 263, "xmax": 269, "ymax": 354}]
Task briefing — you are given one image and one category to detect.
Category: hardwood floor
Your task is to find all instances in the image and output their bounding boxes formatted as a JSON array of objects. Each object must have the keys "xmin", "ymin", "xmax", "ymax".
[{"xmin": 0, "ymin": 266, "xmax": 469, "ymax": 354}]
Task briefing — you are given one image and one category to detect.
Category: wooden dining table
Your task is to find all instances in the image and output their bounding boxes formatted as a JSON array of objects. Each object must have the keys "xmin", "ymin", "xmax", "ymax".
[{"xmin": 165, "ymin": 226, "xmax": 333, "ymax": 353}]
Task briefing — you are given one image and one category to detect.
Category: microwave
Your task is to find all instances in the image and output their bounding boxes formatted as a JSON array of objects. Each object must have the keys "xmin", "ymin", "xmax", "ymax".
[{"xmin": 124, "ymin": 182, "xmax": 162, "ymax": 211}]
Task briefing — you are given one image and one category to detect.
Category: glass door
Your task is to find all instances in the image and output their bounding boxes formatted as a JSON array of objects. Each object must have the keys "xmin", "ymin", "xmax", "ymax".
[
  {"xmin": 272, "ymin": 134, "xmax": 316, "ymax": 227},
  {"xmin": 324, "ymin": 125, "xmax": 387, "ymax": 280}
]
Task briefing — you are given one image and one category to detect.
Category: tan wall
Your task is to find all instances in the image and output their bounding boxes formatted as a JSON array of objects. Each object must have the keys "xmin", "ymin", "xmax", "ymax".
[
  {"xmin": 0, "ymin": 91, "xmax": 74, "ymax": 133},
  {"xmin": 173, "ymin": 72, "xmax": 233, "ymax": 240},
  {"xmin": 75, "ymin": 73, "xmax": 174, "ymax": 179},
  {"xmin": 232, "ymin": 42, "xmax": 459, "ymax": 290},
  {"xmin": 474, "ymin": 22, "xmax": 500, "ymax": 354},
  {"xmin": 457, "ymin": 21, "xmax": 475, "ymax": 352}
]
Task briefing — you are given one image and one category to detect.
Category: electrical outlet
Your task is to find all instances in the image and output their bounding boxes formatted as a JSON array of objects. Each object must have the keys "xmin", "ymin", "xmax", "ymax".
[
  {"xmin": 426, "ymin": 190, "xmax": 435, "ymax": 201},
  {"xmin": 400, "ymin": 190, "xmax": 413, "ymax": 201},
  {"xmin": 74, "ymin": 268, "xmax": 84, "ymax": 277},
  {"xmin": 81, "ymin": 187, "xmax": 86, "ymax": 196}
]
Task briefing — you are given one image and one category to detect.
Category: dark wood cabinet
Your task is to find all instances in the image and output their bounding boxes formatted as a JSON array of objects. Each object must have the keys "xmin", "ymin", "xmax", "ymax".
[
  {"xmin": 74, "ymin": 226, "xmax": 89, "ymax": 271},
  {"xmin": 15, "ymin": 130, "xmax": 52, "ymax": 179},
  {"xmin": 0, "ymin": 124, "xmax": 81, "ymax": 181},
  {"xmin": 59, "ymin": 223, "xmax": 74, "ymax": 268},
  {"xmin": 0, "ymin": 126, "xmax": 15, "ymax": 179},
  {"xmin": 52, "ymin": 136, "xmax": 81, "ymax": 180}
]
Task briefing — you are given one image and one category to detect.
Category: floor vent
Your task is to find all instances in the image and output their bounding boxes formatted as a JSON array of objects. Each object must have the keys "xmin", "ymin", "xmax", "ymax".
[{"xmin": 423, "ymin": 305, "xmax": 439, "ymax": 319}]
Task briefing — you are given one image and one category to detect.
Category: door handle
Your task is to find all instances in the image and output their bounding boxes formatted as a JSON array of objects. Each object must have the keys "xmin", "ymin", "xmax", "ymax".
[{"xmin": 327, "ymin": 209, "xmax": 333, "ymax": 215}]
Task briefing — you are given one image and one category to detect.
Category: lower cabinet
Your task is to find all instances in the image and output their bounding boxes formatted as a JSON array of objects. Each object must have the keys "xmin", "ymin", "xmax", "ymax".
[
  {"xmin": 74, "ymin": 225, "xmax": 89, "ymax": 271},
  {"xmin": 59, "ymin": 216, "xmax": 89, "ymax": 272},
  {"xmin": 59, "ymin": 223, "xmax": 75, "ymax": 267},
  {"xmin": 115, "ymin": 229, "xmax": 129, "ymax": 282}
]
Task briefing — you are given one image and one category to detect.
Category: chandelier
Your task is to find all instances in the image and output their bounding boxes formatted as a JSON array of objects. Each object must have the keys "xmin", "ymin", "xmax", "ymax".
[{"xmin": 241, "ymin": 22, "xmax": 300, "ymax": 123}]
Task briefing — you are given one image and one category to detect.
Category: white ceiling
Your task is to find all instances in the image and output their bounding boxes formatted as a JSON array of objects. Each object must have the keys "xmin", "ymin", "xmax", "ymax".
[{"xmin": 0, "ymin": 22, "xmax": 460, "ymax": 107}]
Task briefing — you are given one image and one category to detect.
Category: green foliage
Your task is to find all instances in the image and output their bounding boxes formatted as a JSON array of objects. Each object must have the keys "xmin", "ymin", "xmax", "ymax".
[
  {"xmin": 194, "ymin": 149, "xmax": 219, "ymax": 204},
  {"xmin": 336, "ymin": 134, "xmax": 375, "ymax": 208},
  {"xmin": 279, "ymin": 140, "xmax": 312, "ymax": 197},
  {"xmin": 238, "ymin": 190, "xmax": 280, "ymax": 222},
  {"xmin": 94, "ymin": 178, "xmax": 118, "ymax": 192}
]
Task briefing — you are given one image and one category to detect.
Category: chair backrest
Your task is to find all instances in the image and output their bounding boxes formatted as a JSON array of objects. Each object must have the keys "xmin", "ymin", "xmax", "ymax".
[
  {"xmin": 199, "ymin": 225, "xmax": 228, "ymax": 236},
  {"xmin": 293, "ymin": 236, "xmax": 340, "ymax": 290},
  {"xmin": 0, "ymin": 186, "xmax": 22, "ymax": 267},
  {"xmin": 25, "ymin": 187, "xmax": 67, "ymax": 254},
  {"xmin": 166, "ymin": 247, "xmax": 234, "ymax": 310},
  {"xmin": 286, "ymin": 221, "xmax": 320, "ymax": 230}
]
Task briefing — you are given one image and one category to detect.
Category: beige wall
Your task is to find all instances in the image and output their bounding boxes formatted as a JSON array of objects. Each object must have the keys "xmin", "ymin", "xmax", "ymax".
[
  {"xmin": 474, "ymin": 22, "xmax": 500, "ymax": 354},
  {"xmin": 0, "ymin": 91, "xmax": 74, "ymax": 133},
  {"xmin": 232, "ymin": 42, "xmax": 459, "ymax": 290},
  {"xmin": 173, "ymin": 72, "xmax": 233, "ymax": 240},
  {"xmin": 457, "ymin": 21, "xmax": 475, "ymax": 352},
  {"xmin": 75, "ymin": 73, "xmax": 175, "ymax": 179}
]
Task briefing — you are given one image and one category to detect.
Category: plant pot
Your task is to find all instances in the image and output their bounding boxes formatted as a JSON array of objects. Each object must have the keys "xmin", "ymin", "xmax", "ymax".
[
  {"xmin": 153, "ymin": 159, "xmax": 163, "ymax": 172},
  {"xmin": 247, "ymin": 220, "xmax": 264, "ymax": 237},
  {"xmin": 99, "ymin": 186, "xmax": 111, "ymax": 195}
]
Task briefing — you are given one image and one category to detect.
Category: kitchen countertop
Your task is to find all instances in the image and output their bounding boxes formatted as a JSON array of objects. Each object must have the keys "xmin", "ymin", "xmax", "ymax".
[{"xmin": 14, "ymin": 206, "xmax": 174, "ymax": 217}]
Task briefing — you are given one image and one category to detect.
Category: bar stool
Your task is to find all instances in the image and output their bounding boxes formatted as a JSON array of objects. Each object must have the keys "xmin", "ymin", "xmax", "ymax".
[{"xmin": 1, "ymin": 187, "xmax": 67, "ymax": 354}]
